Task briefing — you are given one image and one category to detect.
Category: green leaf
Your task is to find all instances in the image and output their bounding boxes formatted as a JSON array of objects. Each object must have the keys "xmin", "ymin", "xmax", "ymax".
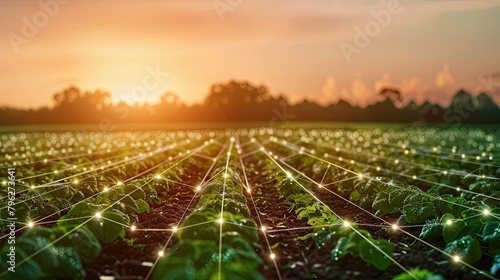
[
  {"xmin": 124, "ymin": 182, "xmax": 146, "ymax": 200},
  {"xmin": 87, "ymin": 209, "xmax": 129, "ymax": 243},
  {"xmin": 444, "ymin": 235, "xmax": 481, "ymax": 264},
  {"xmin": 112, "ymin": 194, "xmax": 139, "ymax": 214},
  {"xmin": 388, "ymin": 188, "xmax": 411, "ymax": 208},
  {"xmin": 420, "ymin": 219, "xmax": 443, "ymax": 240},
  {"xmin": 358, "ymin": 239, "xmax": 394, "ymax": 270},
  {"xmin": 443, "ymin": 219, "xmax": 469, "ymax": 244},
  {"xmin": 65, "ymin": 202, "xmax": 93, "ymax": 219},
  {"xmin": 297, "ymin": 232, "xmax": 315, "ymax": 240},
  {"xmin": 393, "ymin": 268, "xmax": 444, "ymax": 280},
  {"xmin": 372, "ymin": 190, "xmax": 397, "ymax": 215},
  {"xmin": 224, "ymin": 199, "xmax": 251, "ymax": 217},
  {"xmin": 331, "ymin": 236, "xmax": 356, "ymax": 261},
  {"xmin": 0, "ymin": 246, "xmax": 42, "ymax": 280},
  {"xmin": 22, "ymin": 226, "xmax": 52, "ymax": 240},
  {"xmin": 215, "ymin": 262, "xmax": 265, "ymax": 280},
  {"xmin": 483, "ymin": 221, "xmax": 500, "ymax": 248},
  {"xmin": 16, "ymin": 236, "xmax": 59, "ymax": 273},
  {"xmin": 491, "ymin": 254, "xmax": 500, "ymax": 277},
  {"xmin": 52, "ymin": 246, "xmax": 86, "ymax": 279},
  {"xmin": 222, "ymin": 235, "xmax": 262, "ymax": 264},
  {"xmin": 312, "ymin": 229, "xmax": 333, "ymax": 248},
  {"xmin": 403, "ymin": 202, "xmax": 436, "ymax": 224},
  {"xmin": 136, "ymin": 199, "xmax": 150, "ymax": 213},
  {"xmin": 436, "ymin": 195, "xmax": 455, "ymax": 215},
  {"xmin": 55, "ymin": 226, "xmax": 102, "ymax": 262}
]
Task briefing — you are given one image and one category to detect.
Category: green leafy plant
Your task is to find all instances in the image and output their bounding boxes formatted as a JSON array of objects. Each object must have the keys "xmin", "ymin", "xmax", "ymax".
[
  {"xmin": 0, "ymin": 225, "xmax": 101, "ymax": 279},
  {"xmin": 154, "ymin": 168, "xmax": 264, "ymax": 280},
  {"xmin": 393, "ymin": 268, "xmax": 444, "ymax": 280},
  {"xmin": 331, "ymin": 229, "xmax": 394, "ymax": 270}
]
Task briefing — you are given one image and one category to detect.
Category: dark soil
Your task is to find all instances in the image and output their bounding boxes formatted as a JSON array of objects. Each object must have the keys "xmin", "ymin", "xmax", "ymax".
[{"xmin": 85, "ymin": 178, "xmax": 199, "ymax": 280}]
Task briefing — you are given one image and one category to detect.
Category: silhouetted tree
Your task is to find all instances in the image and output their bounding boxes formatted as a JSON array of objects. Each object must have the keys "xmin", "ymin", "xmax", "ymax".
[{"xmin": 0, "ymin": 81, "xmax": 498, "ymax": 125}]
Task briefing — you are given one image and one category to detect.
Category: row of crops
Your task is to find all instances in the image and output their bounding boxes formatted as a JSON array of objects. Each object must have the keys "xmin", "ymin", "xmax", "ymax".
[{"xmin": 0, "ymin": 127, "xmax": 499, "ymax": 279}]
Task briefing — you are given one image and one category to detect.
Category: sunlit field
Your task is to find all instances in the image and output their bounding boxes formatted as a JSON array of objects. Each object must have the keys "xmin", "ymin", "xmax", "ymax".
[
  {"xmin": 2, "ymin": 1, "xmax": 500, "ymax": 279},
  {"xmin": 1, "ymin": 124, "xmax": 499, "ymax": 279}
]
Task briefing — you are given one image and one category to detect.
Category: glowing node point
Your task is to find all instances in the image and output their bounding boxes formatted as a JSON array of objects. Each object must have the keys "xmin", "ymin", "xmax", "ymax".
[
  {"xmin": 358, "ymin": 174, "xmax": 363, "ymax": 179},
  {"xmin": 270, "ymin": 253, "xmax": 276, "ymax": 259},
  {"xmin": 28, "ymin": 222, "xmax": 34, "ymax": 228},
  {"xmin": 196, "ymin": 185, "xmax": 201, "ymax": 191},
  {"xmin": 318, "ymin": 184, "xmax": 323, "ymax": 188},
  {"xmin": 286, "ymin": 172, "xmax": 292, "ymax": 178},
  {"xmin": 483, "ymin": 209, "xmax": 490, "ymax": 216},
  {"xmin": 461, "ymin": 154, "xmax": 465, "ymax": 159},
  {"xmin": 412, "ymin": 175, "xmax": 417, "ymax": 180},
  {"xmin": 158, "ymin": 251, "xmax": 164, "ymax": 257},
  {"xmin": 155, "ymin": 175, "xmax": 161, "ymax": 179},
  {"xmin": 376, "ymin": 167, "xmax": 380, "ymax": 171},
  {"xmin": 446, "ymin": 220, "xmax": 452, "ymax": 226},
  {"xmin": 261, "ymin": 226, "xmax": 266, "ymax": 232},
  {"xmin": 343, "ymin": 220, "xmax": 350, "ymax": 227},
  {"xmin": 217, "ymin": 217, "xmax": 224, "ymax": 224},
  {"xmin": 391, "ymin": 224, "xmax": 398, "ymax": 230},
  {"xmin": 95, "ymin": 212, "xmax": 101, "ymax": 218},
  {"xmin": 246, "ymin": 188, "xmax": 251, "ymax": 193},
  {"xmin": 172, "ymin": 226, "xmax": 178, "ymax": 232},
  {"xmin": 117, "ymin": 181, "xmax": 123, "ymax": 186},
  {"xmin": 130, "ymin": 225, "xmax": 136, "ymax": 231},
  {"xmin": 452, "ymin": 255, "xmax": 460, "ymax": 262},
  {"xmin": 456, "ymin": 187, "xmax": 460, "ymax": 192},
  {"xmin": 73, "ymin": 179, "xmax": 79, "ymax": 184}
]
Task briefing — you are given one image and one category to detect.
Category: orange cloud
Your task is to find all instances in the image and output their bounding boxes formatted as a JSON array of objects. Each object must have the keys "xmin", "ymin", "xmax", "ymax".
[
  {"xmin": 319, "ymin": 77, "xmax": 337, "ymax": 105},
  {"xmin": 400, "ymin": 76, "xmax": 429, "ymax": 105},
  {"xmin": 436, "ymin": 64, "xmax": 455, "ymax": 88},
  {"xmin": 351, "ymin": 78, "xmax": 377, "ymax": 107}
]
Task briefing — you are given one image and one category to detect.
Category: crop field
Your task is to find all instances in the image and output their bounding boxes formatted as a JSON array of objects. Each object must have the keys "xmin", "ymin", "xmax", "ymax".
[{"xmin": 1, "ymin": 125, "xmax": 500, "ymax": 279}]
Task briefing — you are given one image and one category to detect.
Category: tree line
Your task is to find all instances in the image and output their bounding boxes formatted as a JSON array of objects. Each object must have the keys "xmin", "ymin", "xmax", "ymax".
[{"xmin": 1, "ymin": 80, "xmax": 499, "ymax": 125}]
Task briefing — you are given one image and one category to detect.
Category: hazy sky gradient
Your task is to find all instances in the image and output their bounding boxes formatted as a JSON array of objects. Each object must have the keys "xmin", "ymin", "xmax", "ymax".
[{"xmin": 1, "ymin": 0, "xmax": 499, "ymax": 108}]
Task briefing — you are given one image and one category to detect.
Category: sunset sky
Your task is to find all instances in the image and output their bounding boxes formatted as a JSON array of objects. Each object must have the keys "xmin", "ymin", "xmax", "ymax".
[{"xmin": 1, "ymin": 0, "xmax": 499, "ymax": 108}]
